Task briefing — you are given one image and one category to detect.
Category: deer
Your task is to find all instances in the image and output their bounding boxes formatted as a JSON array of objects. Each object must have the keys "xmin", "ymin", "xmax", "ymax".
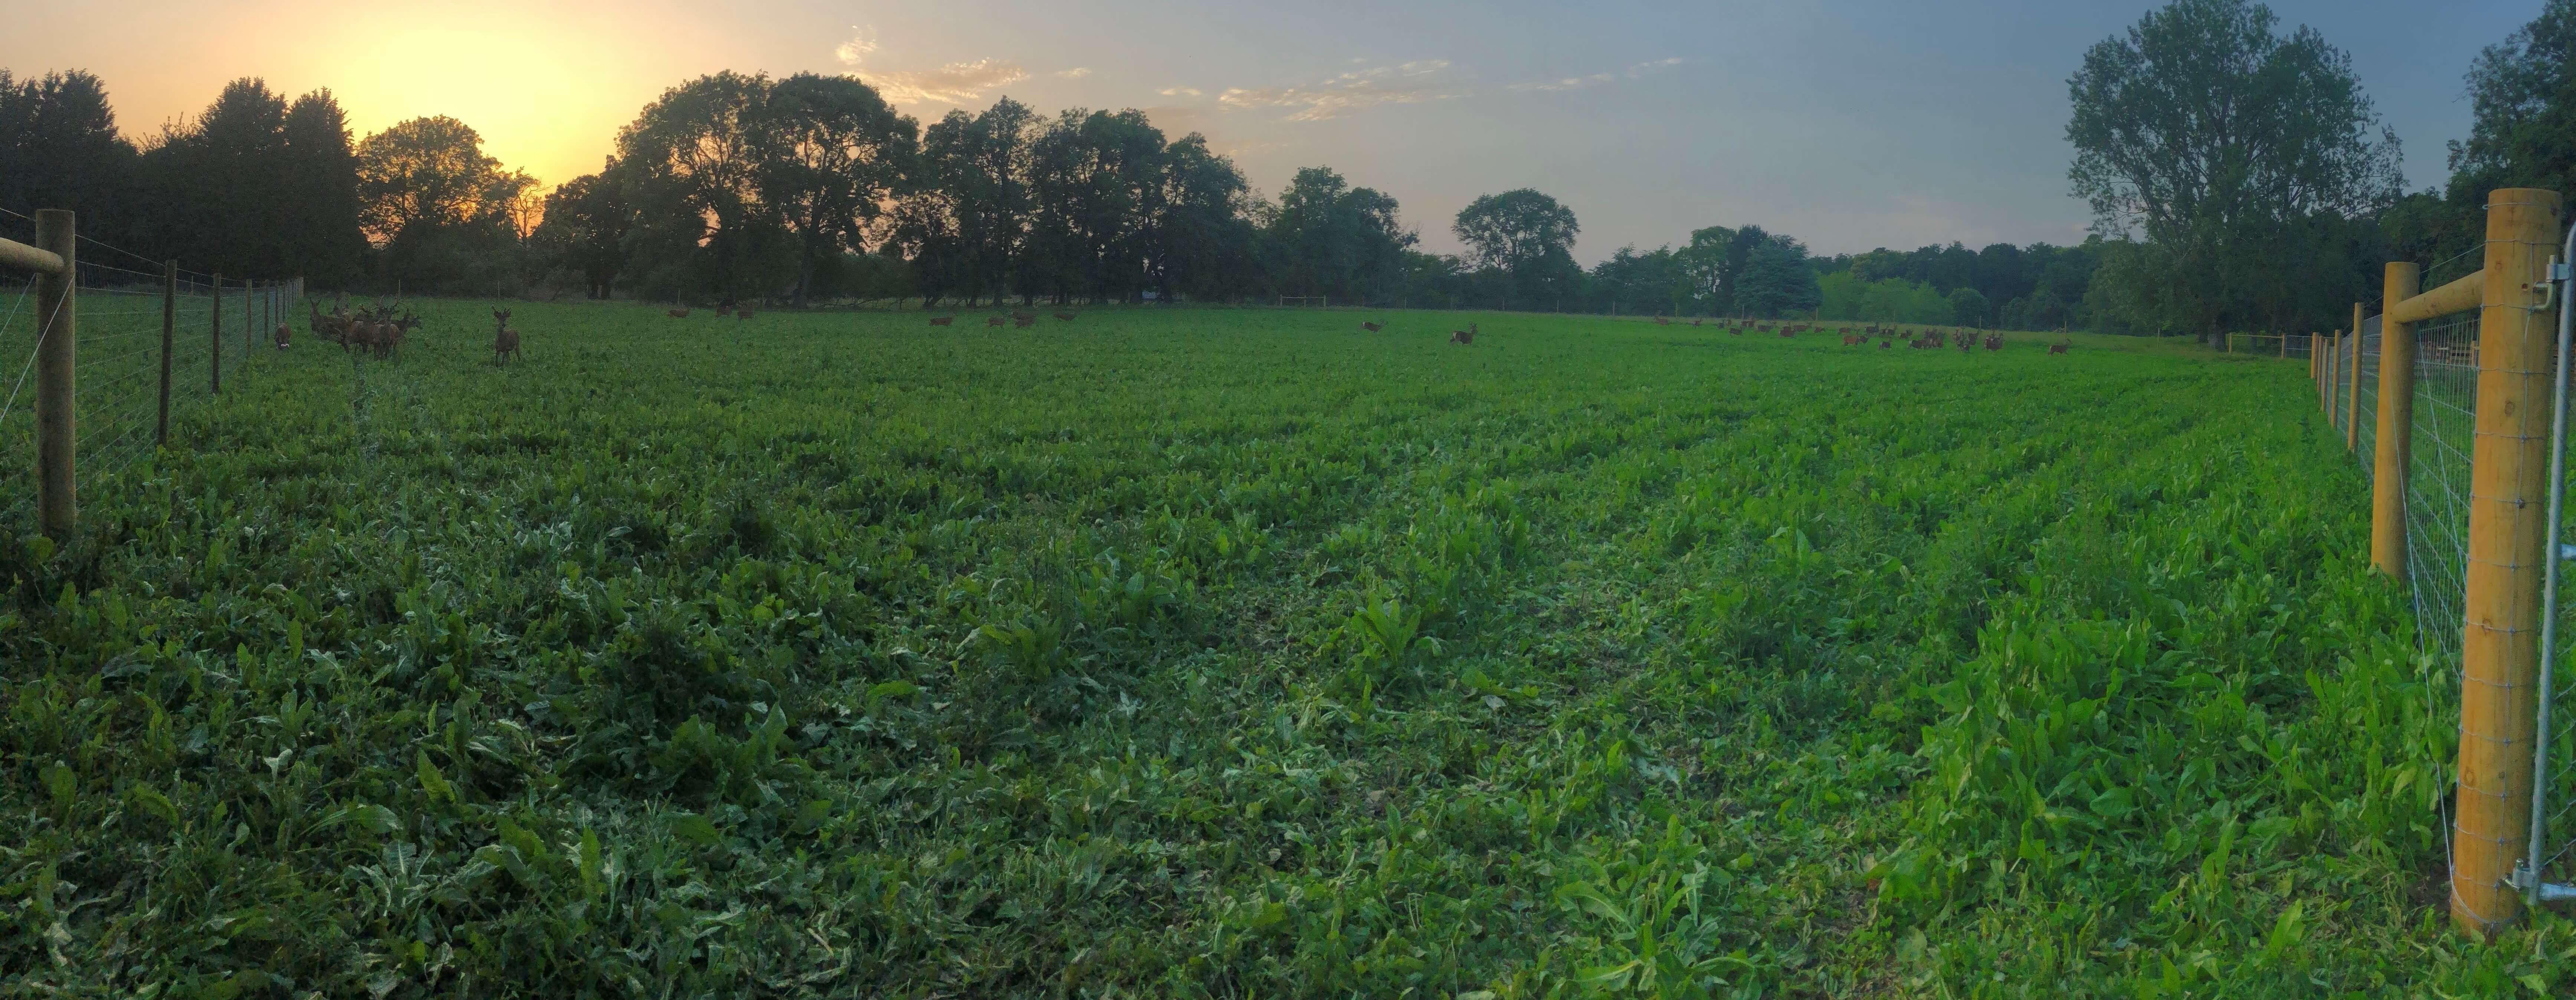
[
  {"xmin": 1014, "ymin": 314, "xmax": 1035, "ymax": 329},
  {"xmin": 1691, "ymin": 318, "xmax": 1703, "ymax": 327},
  {"xmin": 1842, "ymin": 333, "xmax": 1864, "ymax": 346},
  {"xmin": 1053, "ymin": 312, "xmax": 1077, "ymax": 322},
  {"xmin": 736, "ymin": 309, "xmax": 756, "ymax": 320},
  {"xmin": 929, "ymin": 315, "xmax": 956, "ymax": 327},
  {"xmin": 274, "ymin": 323, "xmax": 292, "ymax": 350},
  {"xmin": 986, "ymin": 316, "xmax": 1006, "ymax": 327},
  {"xmin": 1655, "ymin": 315, "xmax": 1671, "ymax": 326},
  {"xmin": 2048, "ymin": 337, "xmax": 2071, "ymax": 355},
  {"xmin": 1956, "ymin": 335, "xmax": 1974, "ymax": 354},
  {"xmin": 1449, "ymin": 322, "xmax": 1477, "ymax": 345},
  {"xmin": 1361, "ymin": 321, "xmax": 1382, "ymax": 332},
  {"xmin": 668, "ymin": 306, "xmax": 691, "ymax": 318},
  {"xmin": 1778, "ymin": 327, "xmax": 1794, "ymax": 338},
  {"xmin": 492, "ymin": 309, "xmax": 522, "ymax": 365},
  {"xmin": 1984, "ymin": 332, "xmax": 2002, "ymax": 351}
]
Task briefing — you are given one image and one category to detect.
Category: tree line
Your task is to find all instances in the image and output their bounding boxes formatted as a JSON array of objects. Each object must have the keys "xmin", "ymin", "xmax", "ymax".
[{"xmin": 10, "ymin": 0, "xmax": 2576, "ymax": 333}]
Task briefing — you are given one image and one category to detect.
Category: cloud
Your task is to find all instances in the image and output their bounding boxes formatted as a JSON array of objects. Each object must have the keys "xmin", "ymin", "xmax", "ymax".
[
  {"xmin": 1160, "ymin": 86, "xmax": 1203, "ymax": 98},
  {"xmin": 1510, "ymin": 57, "xmax": 1686, "ymax": 93},
  {"xmin": 1218, "ymin": 59, "xmax": 1459, "ymax": 122},
  {"xmin": 1056, "ymin": 67, "xmax": 1092, "ymax": 79},
  {"xmin": 834, "ymin": 23, "xmax": 1028, "ymax": 104},
  {"xmin": 834, "ymin": 27, "xmax": 879, "ymax": 66},
  {"xmin": 859, "ymin": 59, "xmax": 1032, "ymax": 105}
]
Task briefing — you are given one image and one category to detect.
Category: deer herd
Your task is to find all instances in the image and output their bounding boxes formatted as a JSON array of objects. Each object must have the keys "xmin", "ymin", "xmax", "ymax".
[{"xmin": 297, "ymin": 298, "xmax": 2073, "ymax": 374}]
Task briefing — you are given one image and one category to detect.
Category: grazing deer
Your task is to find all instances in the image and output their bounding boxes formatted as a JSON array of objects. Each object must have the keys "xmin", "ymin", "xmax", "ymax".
[
  {"xmin": 1450, "ymin": 322, "xmax": 1477, "ymax": 345},
  {"xmin": 1013, "ymin": 314, "xmax": 1035, "ymax": 328},
  {"xmin": 1655, "ymin": 315, "xmax": 1671, "ymax": 326},
  {"xmin": 736, "ymin": 309, "xmax": 755, "ymax": 320},
  {"xmin": 668, "ymin": 307, "xmax": 691, "ymax": 318},
  {"xmin": 1984, "ymin": 333, "xmax": 2002, "ymax": 351},
  {"xmin": 1691, "ymin": 318, "xmax": 1703, "ymax": 327},
  {"xmin": 1879, "ymin": 340, "xmax": 1892, "ymax": 349},
  {"xmin": 1956, "ymin": 335, "xmax": 1974, "ymax": 354},
  {"xmin": 492, "ymin": 309, "xmax": 522, "ymax": 365},
  {"xmin": 1053, "ymin": 312, "xmax": 1077, "ymax": 322},
  {"xmin": 986, "ymin": 316, "xmax": 1006, "ymax": 327},
  {"xmin": 1842, "ymin": 333, "xmax": 1863, "ymax": 346},
  {"xmin": 1778, "ymin": 327, "xmax": 1794, "ymax": 338},
  {"xmin": 1730, "ymin": 325, "xmax": 1743, "ymax": 336},
  {"xmin": 1362, "ymin": 321, "xmax": 1383, "ymax": 332},
  {"xmin": 274, "ymin": 323, "xmax": 292, "ymax": 349},
  {"xmin": 929, "ymin": 315, "xmax": 956, "ymax": 327},
  {"xmin": 2048, "ymin": 337, "xmax": 2071, "ymax": 355}
]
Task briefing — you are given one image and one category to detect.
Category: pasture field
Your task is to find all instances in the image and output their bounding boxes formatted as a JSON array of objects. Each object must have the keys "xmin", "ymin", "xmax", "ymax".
[{"xmin": 1, "ymin": 303, "xmax": 2562, "ymax": 997}]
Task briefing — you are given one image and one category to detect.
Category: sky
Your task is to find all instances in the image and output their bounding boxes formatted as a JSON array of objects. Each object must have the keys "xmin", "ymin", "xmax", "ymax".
[{"xmin": 0, "ymin": 0, "xmax": 2548, "ymax": 263}]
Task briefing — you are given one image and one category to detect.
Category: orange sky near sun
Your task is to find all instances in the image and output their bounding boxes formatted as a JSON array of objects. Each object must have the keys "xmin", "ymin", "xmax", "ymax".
[{"xmin": 3, "ymin": 0, "xmax": 825, "ymax": 192}]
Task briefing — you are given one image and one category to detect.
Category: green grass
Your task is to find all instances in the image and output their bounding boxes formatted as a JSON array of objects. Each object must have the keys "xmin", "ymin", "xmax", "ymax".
[{"xmin": 3, "ymin": 302, "xmax": 2568, "ymax": 997}]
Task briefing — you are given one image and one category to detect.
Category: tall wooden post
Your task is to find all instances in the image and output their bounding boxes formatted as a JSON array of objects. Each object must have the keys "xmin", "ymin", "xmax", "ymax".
[
  {"xmin": 2279, "ymin": 331, "xmax": 2286, "ymax": 358},
  {"xmin": 33, "ymin": 210, "xmax": 76, "ymax": 540},
  {"xmin": 2348, "ymin": 305, "xmax": 2365, "ymax": 450},
  {"xmin": 211, "ymin": 272, "xmax": 223, "ymax": 395},
  {"xmin": 157, "ymin": 261, "xmax": 175, "ymax": 445},
  {"xmin": 243, "ymin": 278, "xmax": 255, "ymax": 355},
  {"xmin": 2372, "ymin": 265, "xmax": 2421, "ymax": 580},
  {"xmin": 2452, "ymin": 187, "xmax": 2565, "ymax": 936}
]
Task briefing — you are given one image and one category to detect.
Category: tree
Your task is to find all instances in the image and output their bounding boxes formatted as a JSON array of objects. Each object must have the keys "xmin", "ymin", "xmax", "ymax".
[
  {"xmin": 2067, "ymin": 0, "xmax": 2399, "ymax": 344},
  {"xmin": 616, "ymin": 72, "xmax": 789, "ymax": 301},
  {"xmin": 0, "ymin": 70, "xmax": 138, "ymax": 248},
  {"xmin": 1946, "ymin": 286, "xmax": 1992, "ymax": 327},
  {"xmin": 760, "ymin": 72, "xmax": 916, "ymax": 306},
  {"xmin": 1266, "ymin": 166, "xmax": 1416, "ymax": 304},
  {"xmin": 2452, "ymin": 0, "xmax": 2576, "ymax": 203},
  {"xmin": 1150, "ymin": 133, "xmax": 1258, "ymax": 302},
  {"xmin": 533, "ymin": 163, "xmax": 636, "ymax": 298},
  {"xmin": 1733, "ymin": 233, "xmax": 1821, "ymax": 318},
  {"xmin": 1453, "ymin": 188, "xmax": 1579, "ymax": 308},
  {"xmin": 278, "ymin": 89, "xmax": 366, "ymax": 285},
  {"xmin": 356, "ymin": 116, "xmax": 532, "ymax": 291}
]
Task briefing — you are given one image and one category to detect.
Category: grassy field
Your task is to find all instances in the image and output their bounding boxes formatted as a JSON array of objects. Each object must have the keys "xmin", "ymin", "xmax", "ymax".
[{"xmin": 2, "ymin": 302, "xmax": 2566, "ymax": 997}]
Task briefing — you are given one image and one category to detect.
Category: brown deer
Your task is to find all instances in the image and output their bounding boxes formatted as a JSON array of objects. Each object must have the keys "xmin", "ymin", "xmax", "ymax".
[
  {"xmin": 1449, "ymin": 322, "xmax": 1477, "ymax": 345},
  {"xmin": 1053, "ymin": 312, "xmax": 1077, "ymax": 322},
  {"xmin": 1361, "ymin": 321, "xmax": 1383, "ymax": 332},
  {"xmin": 986, "ymin": 316, "xmax": 1006, "ymax": 327},
  {"xmin": 1984, "ymin": 333, "xmax": 2002, "ymax": 351},
  {"xmin": 1691, "ymin": 318, "xmax": 1703, "ymax": 327},
  {"xmin": 274, "ymin": 323, "xmax": 292, "ymax": 350},
  {"xmin": 1879, "ymin": 339, "xmax": 1892, "ymax": 349},
  {"xmin": 1778, "ymin": 327, "xmax": 1794, "ymax": 338},
  {"xmin": 1956, "ymin": 335, "xmax": 1974, "ymax": 354},
  {"xmin": 929, "ymin": 316, "xmax": 956, "ymax": 327},
  {"xmin": 668, "ymin": 307, "xmax": 691, "ymax": 318},
  {"xmin": 1013, "ymin": 314, "xmax": 1035, "ymax": 329},
  {"xmin": 1842, "ymin": 333, "xmax": 1863, "ymax": 346},
  {"xmin": 2048, "ymin": 337, "xmax": 2071, "ymax": 355},
  {"xmin": 736, "ymin": 309, "xmax": 756, "ymax": 320},
  {"xmin": 1655, "ymin": 315, "xmax": 1671, "ymax": 326},
  {"xmin": 492, "ymin": 309, "xmax": 522, "ymax": 365}
]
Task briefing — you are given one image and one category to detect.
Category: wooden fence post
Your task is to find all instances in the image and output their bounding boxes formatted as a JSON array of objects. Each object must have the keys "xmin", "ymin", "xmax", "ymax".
[
  {"xmin": 243, "ymin": 278, "xmax": 255, "ymax": 355},
  {"xmin": 211, "ymin": 272, "xmax": 223, "ymax": 395},
  {"xmin": 2372, "ymin": 264, "xmax": 2421, "ymax": 580},
  {"xmin": 33, "ymin": 210, "xmax": 76, "ymax": 540},
  {"xmin": 2452, "ymin": 187, "xmax": 2565, "ymax": 935},
  {"xmin": 2349, "ymin": 305, "xmax": 2366, "ymax": 451},
  {"xmin": 157, "ymin": 261, "xmax": 174, "ymax": 446}
]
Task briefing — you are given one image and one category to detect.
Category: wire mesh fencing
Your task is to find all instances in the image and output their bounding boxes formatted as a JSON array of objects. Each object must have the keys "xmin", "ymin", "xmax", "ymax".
[{"xmin": 0, "ymin": 206, "xmax": 299, "ymax": 538}]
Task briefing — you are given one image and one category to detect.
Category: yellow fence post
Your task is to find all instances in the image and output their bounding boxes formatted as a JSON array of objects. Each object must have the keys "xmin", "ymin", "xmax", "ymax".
[
  {"xmin": 2349, "ymin": 306, "xmax": 2365, "ymax": 451},
  {"xmin": 2373, "ymin": 264, "xmax": 2421, "ymax": 580},
  {"xmin": 33, "ymin": 209, "xmax": 76, "ymax": 541},
  {"xmin": 2452, "ymin": 187, "xmax": 2564, "ymax": 936}
]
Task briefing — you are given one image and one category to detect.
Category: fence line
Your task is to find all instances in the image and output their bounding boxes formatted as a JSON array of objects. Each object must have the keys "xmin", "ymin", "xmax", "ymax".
[
  {"xmin": 0, "ymin": 207, "xmax": 302, "ymax": 540},
  {"xmin": 2323, "ymin": 187, "xmax": 2576, "ymax": 934}
]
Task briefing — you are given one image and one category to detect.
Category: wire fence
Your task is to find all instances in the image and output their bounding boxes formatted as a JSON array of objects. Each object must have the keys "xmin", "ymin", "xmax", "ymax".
[
  {"xmin": 0, "ymin": 206, "xmax": 300, "ymax": 536},
  {"xmin": 2326, "ymin": 217, "xmax": 2576, "ymax": 916}
]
